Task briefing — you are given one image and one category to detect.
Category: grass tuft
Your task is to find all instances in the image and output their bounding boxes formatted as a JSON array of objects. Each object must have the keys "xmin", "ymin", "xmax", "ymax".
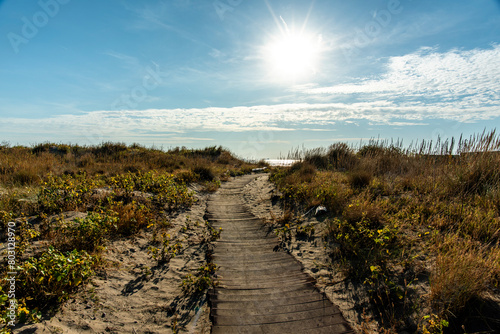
[{"xmin": 270, "ymin": 130, "xmax": 500, "ymax": 332}]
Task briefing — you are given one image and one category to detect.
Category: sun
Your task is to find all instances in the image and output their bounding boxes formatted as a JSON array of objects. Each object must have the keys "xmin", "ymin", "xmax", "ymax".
[{"xmin": 264, "ymin": 22, "xmax": 322, "ymax": 81}]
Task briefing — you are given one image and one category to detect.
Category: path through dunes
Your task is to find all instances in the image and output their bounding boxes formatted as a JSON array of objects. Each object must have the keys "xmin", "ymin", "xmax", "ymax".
[{"xmin": 206, "ymin": 174, "xmax": 354, "ymax": 334}]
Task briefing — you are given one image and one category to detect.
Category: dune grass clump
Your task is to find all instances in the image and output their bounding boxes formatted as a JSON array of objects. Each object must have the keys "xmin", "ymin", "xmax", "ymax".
[
  {"xmin": 192, "ymin": 166, "xmax": 215, "ymax": 181},
  {"xmin": 348, "ymin": 169, "xmax": 372, "ymax": 189},
  {"xmin": 327, "ymin": 142, "xmax": 357, "ymax": 170},
  {"xmin": 430, "ymin": 236, "xmax": 500, "ymax": 317},
  {"xmin": 270, "ymin": 130, "xmax": 500, "ymax": 333},
  {"xmin": 0, "ymin": 143, "xmax": 257, "ymax": 330}
]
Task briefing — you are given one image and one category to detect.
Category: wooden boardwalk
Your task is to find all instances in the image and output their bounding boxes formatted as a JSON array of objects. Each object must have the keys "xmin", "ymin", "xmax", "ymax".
[{"xmin": 206, "ymin": 175, "xmax": 354, "ymax": 334}]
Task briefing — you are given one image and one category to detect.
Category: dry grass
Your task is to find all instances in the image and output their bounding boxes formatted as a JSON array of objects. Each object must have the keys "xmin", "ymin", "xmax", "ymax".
[
  {"xmin": 0, "ymin": 142, "xmax": 258, "ymax": 329},
  {"xmin": 430, "ymin": 236, "xmax": 500, "ymax": 317},
  {"xmin": 0, "ymin": 143, "xmax": 255, "ymax": 189},
  {"xmin": 270, "ymin": 130, "xmax": 500, "ymax": 333}
]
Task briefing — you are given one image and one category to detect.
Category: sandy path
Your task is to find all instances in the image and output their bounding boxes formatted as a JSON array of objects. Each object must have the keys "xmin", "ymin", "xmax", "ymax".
[{"xmin": 206, "ymin": 174, "xmax": 354, "ymax": 334}]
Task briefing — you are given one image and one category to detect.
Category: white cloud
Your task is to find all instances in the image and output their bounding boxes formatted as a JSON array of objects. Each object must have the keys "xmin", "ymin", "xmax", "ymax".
[
  {"xmin": 306, "ymin": 45, "xmax": 500, "ymax": 118},
  {"xmin": 0, "ymin": 101, "xmax": 453, "ymax": 141},
  {"xmin": 1, "ymin": 46, "xmax": 499, "ymax": 145}
]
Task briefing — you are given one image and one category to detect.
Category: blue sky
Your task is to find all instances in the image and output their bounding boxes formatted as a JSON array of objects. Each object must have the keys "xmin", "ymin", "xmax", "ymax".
[{"xmin": 1, "ymin": 0, "xmax": 499, "ymax": 159}]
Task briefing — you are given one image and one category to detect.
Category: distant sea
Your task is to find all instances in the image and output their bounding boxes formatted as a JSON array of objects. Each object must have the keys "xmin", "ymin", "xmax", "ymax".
[{"xmin": 264, "ymin": 159, "xmax": 299, "ymax": 167}]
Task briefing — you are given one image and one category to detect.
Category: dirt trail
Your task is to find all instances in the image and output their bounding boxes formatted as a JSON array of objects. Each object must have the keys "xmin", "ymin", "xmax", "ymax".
[{"xmin": 206, "ymin": 174, "xmax": 354, "ymax": 334}]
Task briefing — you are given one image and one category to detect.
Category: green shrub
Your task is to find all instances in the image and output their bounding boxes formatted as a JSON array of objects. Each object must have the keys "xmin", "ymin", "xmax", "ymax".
[
  {"xmin": 216, "ymin": 151, "xmax": 239, "ymax": 165},
  {"xmin": 180, "ymin": 263, "xmax": 218, "ymax": 294},
  {"xmin": 0, "ymin": 210, "xmax": 12, "ymax": 230},
  {"xmin": 357, "ymin": 144, "xmax": 387, "ymax": 157},
  {"xmin": 148, "ymin": 232, "xmax": 183, "ymax": 264},
  {"xmin": 18, "ymin": 246, "xmax": 94, "ymax": 309},
  {"xmin": 38, "ymin": 173, "xmax": 102, "ymax": 213},
  {"xmin": 296, "ymin": 223, "xmax": 315, "ymax": 239},
  {"xmin": 93, "ymin": 142, "xmax": 129, "ymax": 157},
  {"xmin": 108, "ymin": 172, "xmax": 194, "ymax": 210},
  {"xmin": 51, "ymin": 213, "xmax": 117, "ymax": 252},
  {"xmin": 287, "ymin": 162, "xmax": 316, "ymax": 183},
  {"xmin": 329, "ymin": 216, "xmax": 398, "ymax": 278}
]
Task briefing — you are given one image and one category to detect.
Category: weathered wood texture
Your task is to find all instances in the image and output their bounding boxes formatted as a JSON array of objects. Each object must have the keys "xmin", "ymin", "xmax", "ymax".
[{"xmin": 207, "ymin": 175, "xmax": 354, "ymax": 334}]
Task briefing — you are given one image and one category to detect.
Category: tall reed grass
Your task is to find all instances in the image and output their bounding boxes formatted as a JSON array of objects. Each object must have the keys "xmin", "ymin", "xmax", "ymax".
[{"xmin": 270, "ymin": 130, "xmax": 500, "ymax": 333}]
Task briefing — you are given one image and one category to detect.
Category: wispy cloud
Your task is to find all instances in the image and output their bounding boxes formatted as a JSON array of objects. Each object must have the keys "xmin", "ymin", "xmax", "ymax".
[
  {"xmin": 310, "ymin": 45, "xmax": 499, "ymax": 95},
  {"xmin": 104, "ymin": 51, "xmax": 141, "ymax": 70},
  {"xmin": 1, "ymin": 46, "xmax": 498, "ymax": 145},
  {"xmin": 304, "ymin": 45, "xmax": 500, "ymax": 121},
  {"xmin": 0, "ymin": 101, "xmax": 462, "ymax": 142},
  {"xmin": 124, "ymin": 2, "xmax": 213, "ymax": 50}
]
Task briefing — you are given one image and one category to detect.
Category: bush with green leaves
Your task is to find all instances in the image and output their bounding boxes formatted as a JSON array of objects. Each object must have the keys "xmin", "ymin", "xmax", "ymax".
[
  {"xmin": 148, "ymin": 233, "xmax": 183, "ymax": 264},
  {"xmin": 180, "ymin": 263, "xmax": 218, "ymax": 294},
  {"xmin": 38, "ymin": 173, "xmax": 103, "ymax": 213},
  {"xmin": 330, "ymin": 217, "xmax": 399, "ymax": 277},
  {"xmin": 16, "ymin": 246, "xmax": 94, "ymax": 314},
  {"xmin": 49, "ymin": 212, "xmax": 117, "ymax": 253},
  {"xmin": 108, "ymin": 171, "xmax": 194, "ymax": 210}
]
